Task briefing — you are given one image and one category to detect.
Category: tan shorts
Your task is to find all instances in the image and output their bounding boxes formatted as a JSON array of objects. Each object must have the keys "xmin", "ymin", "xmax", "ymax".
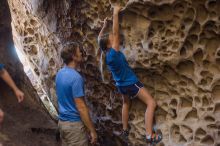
[{"xmin": 58, "ymin": 120, "xmax": 88, "ymax": 146}]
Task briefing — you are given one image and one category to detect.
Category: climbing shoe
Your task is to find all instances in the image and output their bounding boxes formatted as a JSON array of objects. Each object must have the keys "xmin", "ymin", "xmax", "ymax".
[
  {"xmin": 120, "ymin": 129, "xmax": 129, "ymax": 142},
  {"xmin": 146, "ymin": 133, "xmax": 162, "ymax": 144}
]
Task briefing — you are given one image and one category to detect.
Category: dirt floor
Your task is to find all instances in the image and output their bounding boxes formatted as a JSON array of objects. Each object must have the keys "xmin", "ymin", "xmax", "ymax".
[
  {"xmin": 0, "ymin": 117, "xmax": 61, "ymax": 146},
  {"xmin": 0, "ymin": 85, "xmax": 61, "ymax": 146}
]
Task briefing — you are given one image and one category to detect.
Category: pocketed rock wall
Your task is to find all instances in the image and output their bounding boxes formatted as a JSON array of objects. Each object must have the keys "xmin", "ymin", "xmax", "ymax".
[
  {"xmin": 8, "ymin": 0, "xmax": 220, "ymax": 146},
  {"xmin": 0, "ymin": 0, "xmax": 59, "ymax": 145}
]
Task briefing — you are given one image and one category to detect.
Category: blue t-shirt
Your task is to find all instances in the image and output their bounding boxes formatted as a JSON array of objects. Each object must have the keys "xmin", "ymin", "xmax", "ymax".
[
  {"xmin": 0, "ymin": 64, "xmax": 4, "ymax": 70},
  {"xmin": 106, "ymin": 48, "xmax": 138, "ymax": 86},
  {"xmin": 55, "ymin": 66, "xmax": 84, "ymax": 122}
]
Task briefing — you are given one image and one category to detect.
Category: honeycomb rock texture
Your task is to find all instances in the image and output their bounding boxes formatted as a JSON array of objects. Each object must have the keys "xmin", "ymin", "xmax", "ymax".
[
  {"xmin": 0, "ymin": 0, "xmax": 58, "ymax": 145},
  {"xmin": 8, "ymin": 0, "xmax": 220, "ymax": 145}
]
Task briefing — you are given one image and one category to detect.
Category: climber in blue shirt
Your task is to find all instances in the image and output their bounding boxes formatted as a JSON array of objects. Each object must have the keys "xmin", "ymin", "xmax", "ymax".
[
  {"xmin": 55, "ymin": 42, "xmax": 97, "ymax": 145},
  {"xmin": 97, "ymin": 4, "xmax": 162, "ymax": 144},
  {"xmin": 0, "ymin": 64, "xmax": 24, "ymax": 126}
]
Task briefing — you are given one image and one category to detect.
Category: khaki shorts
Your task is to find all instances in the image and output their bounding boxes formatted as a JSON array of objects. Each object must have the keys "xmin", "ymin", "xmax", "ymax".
[{"xmin": 58, "ymin": 120, "xmax": 88, "ymax": 146}]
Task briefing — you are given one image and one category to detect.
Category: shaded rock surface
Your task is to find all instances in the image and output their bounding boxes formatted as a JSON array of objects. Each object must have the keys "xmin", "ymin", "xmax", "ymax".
[
  {"xmin": 6, "ymin": 0, "xmax": 220, "ymax": 145},
  {"xmin": 0, "ymin": 0, "xmax": 59, "ymax": 145}
]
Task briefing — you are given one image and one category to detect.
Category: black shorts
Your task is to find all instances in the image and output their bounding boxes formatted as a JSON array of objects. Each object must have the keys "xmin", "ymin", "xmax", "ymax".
[{"xmin": 117, "ymin": 81, "xmax": 144, "ymax": 99}]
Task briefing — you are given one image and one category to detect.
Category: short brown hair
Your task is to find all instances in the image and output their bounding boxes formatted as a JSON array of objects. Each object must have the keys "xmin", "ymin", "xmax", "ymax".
[{"xmin": 61, "ymin": 42, "xmax": 79, "ymax": 65}]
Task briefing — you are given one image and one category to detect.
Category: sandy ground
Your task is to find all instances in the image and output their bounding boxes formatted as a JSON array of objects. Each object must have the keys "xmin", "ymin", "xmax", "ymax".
[{"xmin": 0, "ymin": 86, "xmax": 61, "ymax": 146}]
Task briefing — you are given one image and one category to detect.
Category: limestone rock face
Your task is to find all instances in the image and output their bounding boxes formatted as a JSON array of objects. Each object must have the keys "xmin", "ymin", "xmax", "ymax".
[
  {"xmin": 0, "ymin": 0, "xmax": 58, "ymax": 145},
  {"xmin": 7, "ymin": 0, "xmax": 220, "ymax": 145}
]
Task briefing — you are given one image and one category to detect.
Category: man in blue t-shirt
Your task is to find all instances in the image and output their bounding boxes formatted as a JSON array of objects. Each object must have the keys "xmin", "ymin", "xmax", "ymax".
[
  {"xmin": 0, "ymin": 64, "xmax": 24, "ymax": 126},
  {"xmin": 56, "ymin": 42, "xmax": 97, "ymax": 146}
]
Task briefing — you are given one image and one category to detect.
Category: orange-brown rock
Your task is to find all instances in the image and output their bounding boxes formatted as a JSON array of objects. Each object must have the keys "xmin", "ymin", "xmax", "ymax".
[{"xmin": 6, "ymin": 0, "xmax": 220, "ymax": 145}]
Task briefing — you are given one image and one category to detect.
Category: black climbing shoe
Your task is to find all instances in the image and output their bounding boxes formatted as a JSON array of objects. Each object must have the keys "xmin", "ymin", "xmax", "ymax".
[{"xmin": 120, "ymin": 129, "xmax": 129, "ymax": 142}]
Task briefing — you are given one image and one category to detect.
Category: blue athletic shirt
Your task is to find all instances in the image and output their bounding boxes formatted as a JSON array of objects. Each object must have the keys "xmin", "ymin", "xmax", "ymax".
[
  {"xmin": 106, "ymin": 48, "xmax": 138, "ymax": 86},
  {"xmin": 0, "ymin": 64, "xmax": 4, "ymax": 70},
  {"xmin": 55, "ymin": 66, "xmax": 84, "ymax": 122}
]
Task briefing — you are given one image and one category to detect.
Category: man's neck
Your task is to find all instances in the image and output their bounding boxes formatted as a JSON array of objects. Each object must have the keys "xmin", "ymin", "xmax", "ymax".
[{"xmin": 67, "ymin": 61, "xmax": 78, "ymax": 69}]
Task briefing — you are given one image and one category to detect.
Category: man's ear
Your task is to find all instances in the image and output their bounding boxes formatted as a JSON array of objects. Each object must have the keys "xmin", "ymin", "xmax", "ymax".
[{"xmin": 71, "ymin": 53, "xmax": 75, "ymax": 61}]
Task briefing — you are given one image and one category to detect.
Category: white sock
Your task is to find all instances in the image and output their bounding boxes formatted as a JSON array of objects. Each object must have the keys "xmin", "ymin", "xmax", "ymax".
[{"xmin": 146, "ymin": 134, "xmax": 151, "ymax": 139}]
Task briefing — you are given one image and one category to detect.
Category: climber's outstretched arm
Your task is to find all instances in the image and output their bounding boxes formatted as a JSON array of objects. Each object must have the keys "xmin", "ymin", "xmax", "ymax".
[{"xmin": 112, "ymin": 5, "xmax": 121, "ymax": 51}]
